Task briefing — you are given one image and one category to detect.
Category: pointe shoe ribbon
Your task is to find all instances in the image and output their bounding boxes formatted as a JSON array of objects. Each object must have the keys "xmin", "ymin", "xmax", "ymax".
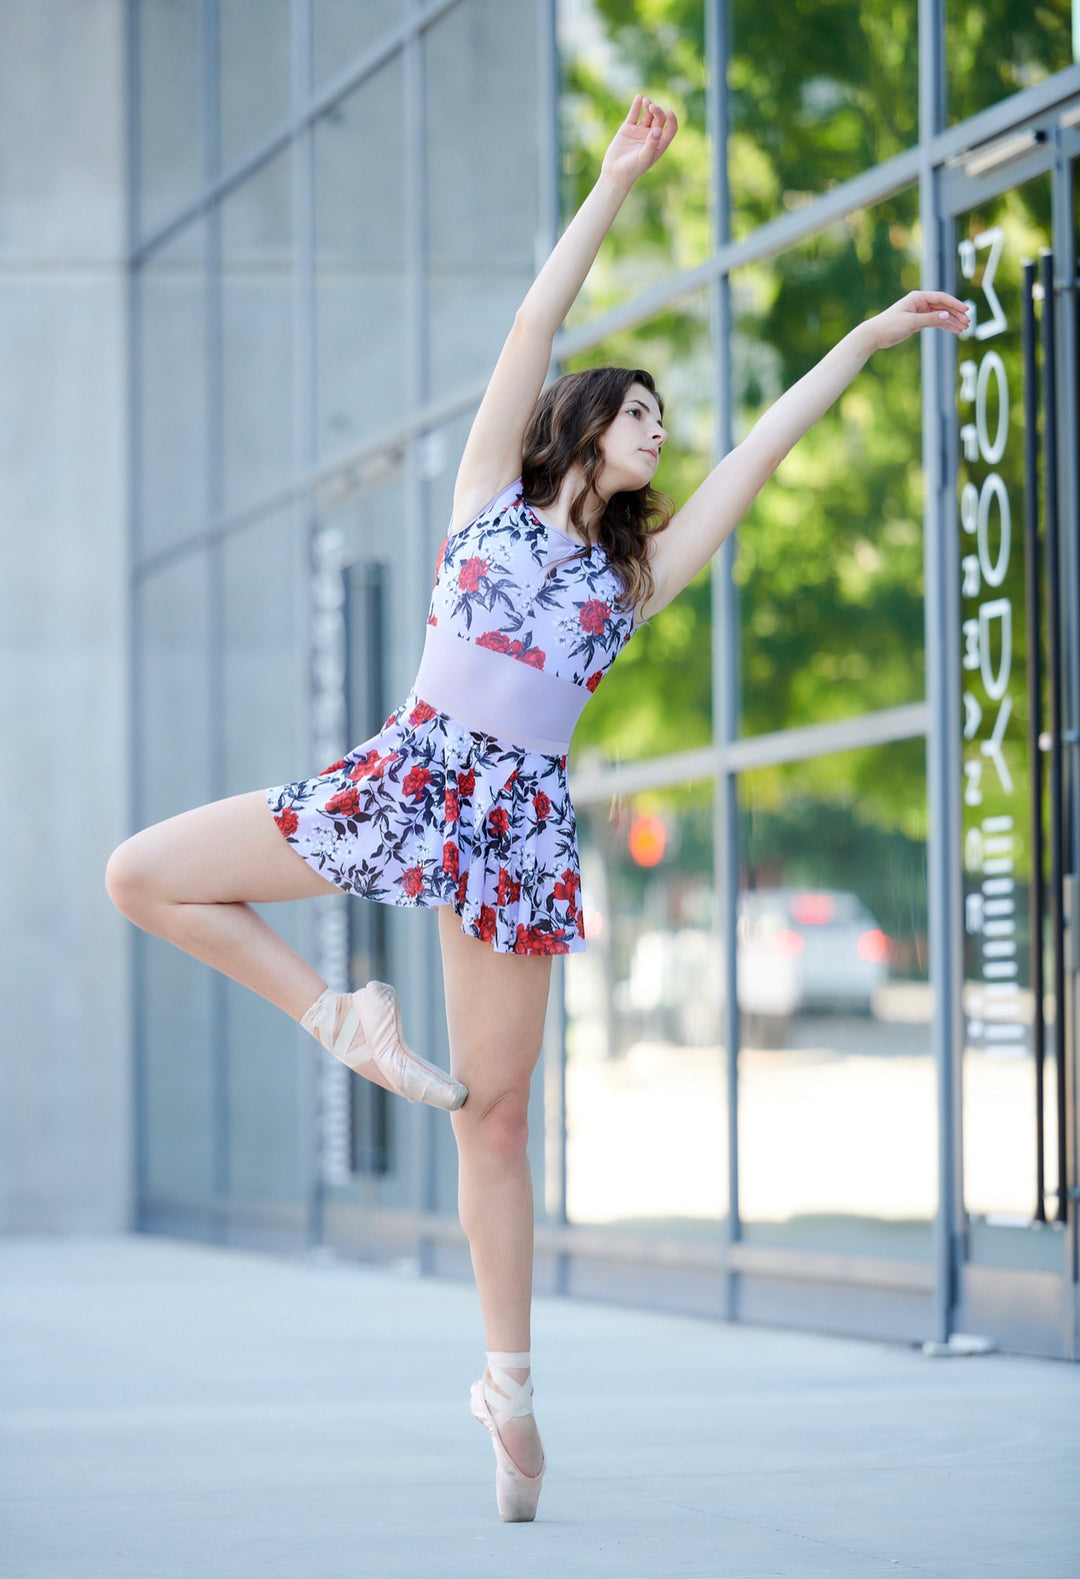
[
  {"xmin": 470, "ymin": 1351, "xmax": 546, "ymax": 1523},
  {"xmin": 301, "ymin": 984, "xmax": 467, "ymax": 1112}
]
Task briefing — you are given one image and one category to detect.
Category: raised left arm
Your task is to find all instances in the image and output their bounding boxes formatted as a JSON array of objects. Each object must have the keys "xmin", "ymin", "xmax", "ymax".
[{"xmin": 639, "ymin": 291, "xmax": 971, "ymax": 621}]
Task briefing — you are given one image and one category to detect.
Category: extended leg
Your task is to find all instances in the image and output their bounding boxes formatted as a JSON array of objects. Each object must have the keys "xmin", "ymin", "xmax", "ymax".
[{"xmin": 438, "ymin": 906, "xmax": 551, "ymax": 1483}]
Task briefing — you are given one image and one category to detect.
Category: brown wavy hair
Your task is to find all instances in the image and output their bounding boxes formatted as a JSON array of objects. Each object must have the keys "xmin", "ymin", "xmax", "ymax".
[{"xmin": 520, "ymin": 366, "xmax": 673, "ymax": 614}]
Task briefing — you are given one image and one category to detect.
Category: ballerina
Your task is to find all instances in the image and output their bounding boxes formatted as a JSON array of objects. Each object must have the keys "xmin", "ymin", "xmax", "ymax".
[{"xmin": 107, "ymin": 92, "xmax": 969, "ymax": 1521}]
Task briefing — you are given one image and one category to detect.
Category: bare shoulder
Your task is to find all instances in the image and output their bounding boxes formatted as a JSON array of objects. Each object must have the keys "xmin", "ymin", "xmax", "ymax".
[{"xmin": 449, "ymin": 475, "xmax": 522, "ymax": 534}]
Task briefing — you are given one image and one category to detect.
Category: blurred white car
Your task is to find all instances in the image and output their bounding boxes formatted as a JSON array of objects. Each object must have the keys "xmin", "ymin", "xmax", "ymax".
[{"xmin": 737, "ymin": 888, "xmax": 890, "ymax": 1017}]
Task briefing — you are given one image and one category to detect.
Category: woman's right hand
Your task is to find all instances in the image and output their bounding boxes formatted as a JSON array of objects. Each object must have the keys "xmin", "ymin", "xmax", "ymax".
[{"xmin": 600, "ymin": 94, "xmax": 678, "ymax": 189}]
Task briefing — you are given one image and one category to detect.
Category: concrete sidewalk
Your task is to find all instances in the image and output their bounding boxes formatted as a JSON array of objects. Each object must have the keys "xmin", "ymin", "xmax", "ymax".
[{"xmin": 1, "ymin": 1236, "xmax": 1076, "ymax": 1579}]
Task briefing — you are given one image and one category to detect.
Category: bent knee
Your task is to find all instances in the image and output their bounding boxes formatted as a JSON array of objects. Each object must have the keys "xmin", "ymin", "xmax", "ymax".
[{"xmin": 105, "ymin": 836, "xmax": 161, "ymax": 921}]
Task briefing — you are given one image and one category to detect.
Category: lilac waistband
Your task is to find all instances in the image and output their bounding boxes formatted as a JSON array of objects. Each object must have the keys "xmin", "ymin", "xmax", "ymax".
[{"xmin": 411, "ymin": 624, "xmax": 589, "ymax": 755}]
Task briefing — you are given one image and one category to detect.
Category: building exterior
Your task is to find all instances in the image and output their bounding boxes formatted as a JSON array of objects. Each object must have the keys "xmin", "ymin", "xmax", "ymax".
[{"xmin": 3, "ymin": 0, "xmax": 1079, "ymax": 1360}]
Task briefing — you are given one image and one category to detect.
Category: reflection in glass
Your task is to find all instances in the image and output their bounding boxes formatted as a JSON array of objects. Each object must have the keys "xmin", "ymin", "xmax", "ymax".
[
  {"xmin": 733, "ymin": 190, "xmax": 925, "ymax": 736},
  {"xmin": 312, "ymin": 0, "xmax": 404, "ymax": 87},
  {"xmin": 567, "ymin": 292, "xmax": 714, "ymax": 764},
  {"xmin": 136, "ymin": 222, "xmax": 207, "ymax": 556},
  {"xmin": 425, "ymin": 0, "xmax": 539, "ymax": 399},
  {"xmin": 136, "ymin": 0, "xmax": 203, "ymax": 236},
  {"xmin": 946, "ymin": 0, "xmax": 1075, "ymax": 126},
  {"xmin": 315, "ymin": 59, "xmax": 406, "ymax": 467},
  {"xmin": 218, "ymin": 0, "xmax": 292, "ymax": 170},
  {"xmin": 221, "ymin": 152, "xmax": 293, "ymax": 515},
  {"xmin": 737, "ymin": 742, "xmax": 935, "ymax": 1258},
  {"xmin": 565, "ymin": 781, "xmax": 726, "ymax": 1231},
  {"xmin": 558, "ymin": 0, "xmax": 709, "ymax": 320},
  {"xmin": 729, "ymin": 0, "xmax": 917, "ymax": 240}
]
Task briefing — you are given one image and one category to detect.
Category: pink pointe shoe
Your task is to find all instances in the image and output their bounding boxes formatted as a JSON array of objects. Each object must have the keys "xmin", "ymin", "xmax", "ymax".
[
  {"xmin": 470, "ymin": 1351, "xmax": 546, "ymax": 1522},
  {"xmin": 300, "ymin": 983, "xmax": 467, "ymax": 1111}
]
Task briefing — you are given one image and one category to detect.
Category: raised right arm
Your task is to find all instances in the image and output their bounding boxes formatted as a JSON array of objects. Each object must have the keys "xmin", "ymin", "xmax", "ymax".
[{"xmin": 450, "ymin": 95, "xmax": 677, "ymax": 531}]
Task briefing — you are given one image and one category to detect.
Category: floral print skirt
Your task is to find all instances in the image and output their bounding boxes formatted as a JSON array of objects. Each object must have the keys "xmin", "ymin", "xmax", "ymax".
[{"xmin": 266, "ymin": 693, "xmax": 585, "ymax": 956}]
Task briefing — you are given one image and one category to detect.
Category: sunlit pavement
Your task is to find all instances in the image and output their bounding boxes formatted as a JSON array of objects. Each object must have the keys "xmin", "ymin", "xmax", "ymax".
[{"xmin": 2, "ymin": 1235, "xmax": 1076, "ymax": 1579}]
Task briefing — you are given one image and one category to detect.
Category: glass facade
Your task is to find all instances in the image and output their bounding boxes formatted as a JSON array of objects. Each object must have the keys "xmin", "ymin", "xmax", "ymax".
[{"xmin": 127, "ymin": 2, "xmax": 1080, "ymax": 1355}]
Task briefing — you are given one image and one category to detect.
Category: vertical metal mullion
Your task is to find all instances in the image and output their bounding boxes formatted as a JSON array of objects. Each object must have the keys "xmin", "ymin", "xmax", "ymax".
[
  {"xmin": 292, "ymin": 0, "xmax": 325, "ymax": 1248},
  {"xmin": 202, "ymin": 0, "xmax": 230, "ymax": 1238},
  {"xmin": 404, "ymin": 6, "xmax": 438, "ymax": 1261},
  {"xmin": 708, "ymin": 0, "xmax": 740, "ymax": 1321},
  {"xmin": 125, "ymin": 0, "xmax": 150, "ymax": 1228},
  {"xmin": 536, "ymin": 0, "xmax": 570, "ymax": 1279},
  {"xmin": 919, "ymin": 0, "xmax": 960, "ymax": 1344},
  {"xmin": 1051, "ymin": 137, "xmax": 1080, "ymax": 1357}
]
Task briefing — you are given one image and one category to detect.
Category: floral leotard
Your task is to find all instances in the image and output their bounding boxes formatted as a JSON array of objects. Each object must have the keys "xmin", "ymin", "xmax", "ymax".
[{"xmin": 267, "ymin": 480, "xmax": 639, "ymax": 954}]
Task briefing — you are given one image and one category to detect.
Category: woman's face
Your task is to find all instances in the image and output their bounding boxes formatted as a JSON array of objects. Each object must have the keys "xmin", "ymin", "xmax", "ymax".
[{"xmin": 595, "ymin": 382, "xmax": 667, "ymax": 497}]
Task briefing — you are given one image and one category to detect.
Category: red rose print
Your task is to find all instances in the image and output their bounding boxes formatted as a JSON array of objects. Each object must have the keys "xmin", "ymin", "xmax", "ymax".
[
  {"xmin": 559, "ymin": 755, "xmax": 568, "ymax": 770},
  {"xmin": 274, "ymin": 807, "xmax": 299, "ymax": 837},
  {"xmin": 456, "ymin": 871, "xmax": 469, "ymax": 905},
  {"xmin": 532, "ymin": 791, "xmax": 551, "ymax": 820},
  {"xmin": 400, "ymin": 865, "xmax": 424, "ymax": 899},
  {"xmin": 434, "ymin": 534, "xmax": 448, "ymax": 575},
  {"xmin": 516, "ymin": 646, "xmax": 546, "ymax": 670},
  {"xmin": 503, "ymin": 769, "xmax": 520, "ymax": 791},
  {"xmin": 442, "ymin": 841, "xmax": 459, "ymax": 879},
  {"xmin": 427, "ymin": 614, "xmax": 438, "ymax": 626},
  {"xmin": 478, "ymin": 905, "xmax": 497, "ymax": 942},
  {"xmin": 409, "ymin": 700, "xmax": 437, "ymax": 726},
  {"xmin": 457, "ymin": 769, "xmax": 476, "ymax": 799},
  {"xmin": 487, "ymin": 807, "xmax": 510, "ymax": 837},
  {"xmin": 320, "ymin": 759, "xmax": 346, "ymax": 774},
  {"xmin": 585, "ymin": 671, "xmax": 603, "ymax": 693},
  {"xmin": 402, "ymin": 765, "xmax": 432, "ymax": 799},
  {"xmin": 325, "ymin": 787, "xmax": 360, "ymax": 818},
  {"xmin": 514, "ymin": 924, "xmax": 568, "ymax": 957},
  {"xmin": 476, "ymin": 629, "xmax": 512, "ymax": 654},
  {"xmin": 350, "ymin": 750, "xmax": 393, "ymax": 781},
  {"xmin": 554, "ymin": 867, "xmax": 580, "ymax": 903},
  {"xmin": 444, "ymin": 788, "xmax": 460, "ymax": 826},
  {"xmin": 578, "ymin": 599, "xmax": 611, "ymax": 636},
  {"xmin": 457, "ymin": 556, "xmax": 490, "ymax": 593},
  {"xmin": 496, "ymin": 868, "xmax": 521, "ymax": 906}
]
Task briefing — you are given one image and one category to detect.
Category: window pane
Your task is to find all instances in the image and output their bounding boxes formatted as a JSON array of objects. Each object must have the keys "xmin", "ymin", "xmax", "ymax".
[
  {"xmin": 136, "ymin": 0, "xmax": 203, "ymax": 237},
  {"xmin": 218, "ymin": 0, "xmax": 292, "ymax": 170},
  {"xmin": 558, "ymin": 0, "xmax": 709, "ymax": 321},
  {"xmin": 729, "ymin": 0, "xmax": 917, "ymax": 241},
  {"xmin": 315, "ymin": 59, "xmax": 406, "ymax": 468},
  {"xmin": 565, "ymin": 781, "xmax": 727, "ymax": 1231},
  {"xmin": 734, "ymin": 191, "xmax": 924, "ymax": 736},
  {"xmin": 137, "ymin": 553, "xmax": 215, "ymax": 1209},
  {"xmin": 312, "ymin": 0, "xmax": 403, "ymax": 88},
  {"xmin": 568, "ymin": 293, "xmax": 714, "ymax": 763},
  {"xmin": 137, "ymin": 553, "xmax": 212, "ymax": 825},
  {"xmin": 221, "ymin": 151, "xmax": 293, "ymax": 515},
  {"xmin": 425, "ymin": 0, "xmax": 539, "ymax": 400},
  {"xmin": 946, "ymin": 0, "xmax": 1075, "ymax": 126},
  {"xmin": 222, "ymin": 509, "xmax": 306, "ymax": 796},
  {"xmin": 737, "ymin": 741, "xmax": 934, "ymax": 1258},
  {"xmin": 136, "ymin": 222, "xmax": 207, "ymax": 557}
]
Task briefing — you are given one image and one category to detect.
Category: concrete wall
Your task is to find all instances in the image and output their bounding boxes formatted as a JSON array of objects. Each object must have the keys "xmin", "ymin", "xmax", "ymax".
[{"xmin": 0, "ymin": 0, "xmax": 131, "ymax": 1230}]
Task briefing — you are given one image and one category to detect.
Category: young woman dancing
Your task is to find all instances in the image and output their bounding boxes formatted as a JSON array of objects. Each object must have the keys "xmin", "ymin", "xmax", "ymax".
[{"xmin": 107, "ymin": 94, "xmax": 969, "ymax": 1521}]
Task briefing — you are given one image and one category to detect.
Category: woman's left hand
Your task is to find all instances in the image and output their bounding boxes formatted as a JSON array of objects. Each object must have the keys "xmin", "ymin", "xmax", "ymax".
[{"xmin": 868, "ymin": 291, "xmax": 971, "ymax": 348}]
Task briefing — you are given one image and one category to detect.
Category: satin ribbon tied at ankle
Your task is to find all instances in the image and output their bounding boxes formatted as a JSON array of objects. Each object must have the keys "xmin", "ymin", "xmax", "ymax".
[{"xmin": 484, "ymin": 1351, "xmax": 534, "ymax": 1425}]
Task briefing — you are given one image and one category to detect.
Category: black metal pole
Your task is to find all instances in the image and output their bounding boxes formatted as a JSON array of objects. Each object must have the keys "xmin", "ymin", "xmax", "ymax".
[
  {"xmin": 1021, "ymin": 259, "xmax": 1046, "ymax": 1222},
  {"xmin": 1040, "ymin": 248, "xmax": 1068, "ymax": 1224}
]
